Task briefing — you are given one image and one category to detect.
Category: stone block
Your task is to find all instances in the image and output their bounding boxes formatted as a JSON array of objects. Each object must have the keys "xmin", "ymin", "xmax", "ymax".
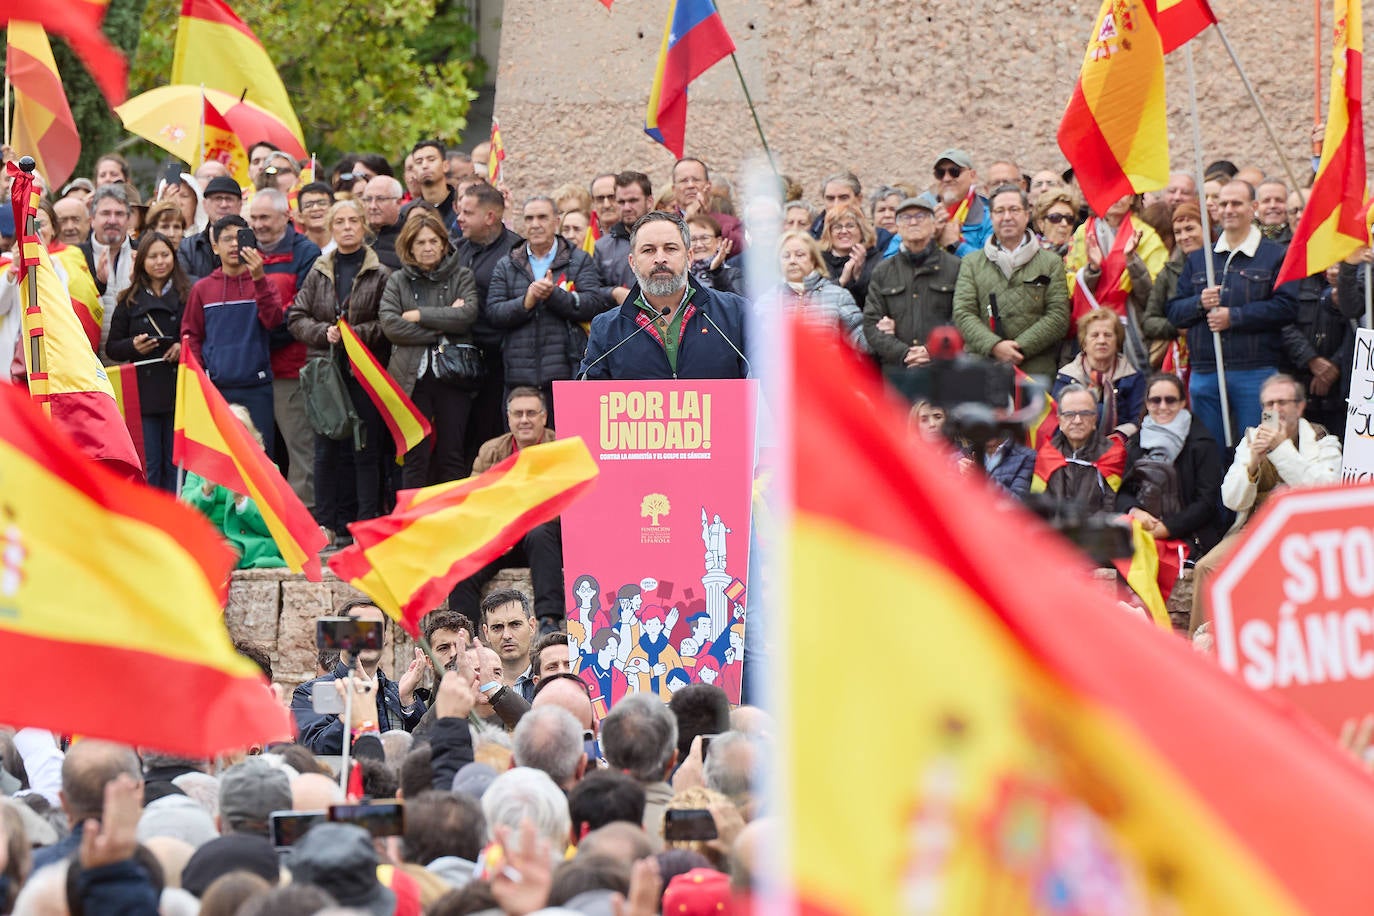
[
  {"xmin": 278, "ymin": 577, "xmax": 336, "ymax": 689},
  {"xmin": 225, "ymin": 575, "xmax": 280, "ymax": 647}
]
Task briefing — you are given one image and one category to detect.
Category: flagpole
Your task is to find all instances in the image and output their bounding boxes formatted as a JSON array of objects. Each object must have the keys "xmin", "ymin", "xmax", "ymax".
[
  {"xmin": 16, "ymin": 158, "xmax": 44, "ymax": 403},
  {"xmin": 1211, "ymin": 23, "xmax": 1308, "ymax": 197},
  {"xmin": 1183, "ymin": 45, "xmax": 1234, "ymax": 448},
  {"xmin": 726, "ymin": 53, "xmax": 777, "ymax": 175}
]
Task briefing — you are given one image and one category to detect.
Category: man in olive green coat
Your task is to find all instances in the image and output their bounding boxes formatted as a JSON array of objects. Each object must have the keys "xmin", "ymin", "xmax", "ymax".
[{"xmin": 952, "ymin": 184, "xmax": 1070, "ymax": 378}]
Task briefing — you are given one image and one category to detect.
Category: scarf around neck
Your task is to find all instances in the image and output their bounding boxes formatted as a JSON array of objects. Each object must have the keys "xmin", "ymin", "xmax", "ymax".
[
  {"xmin": 1139, "ymin": 408, "xmax": 1191, "ymax": 463},
  {"xmin": 983, "ymin": 231, "xmax": 1039, "ymax": 280}
]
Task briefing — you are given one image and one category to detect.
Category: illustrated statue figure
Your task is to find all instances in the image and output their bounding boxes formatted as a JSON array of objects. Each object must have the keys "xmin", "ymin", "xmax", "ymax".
[{"xmin": 701, "ymin": 508, "xmax": 731, "ymax": 571}]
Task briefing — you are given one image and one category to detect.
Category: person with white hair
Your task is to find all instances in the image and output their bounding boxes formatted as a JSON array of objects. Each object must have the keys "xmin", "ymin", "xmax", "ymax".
[
  {"xmin": 512, "ymin": 706, "xmax": 587, "ymax": 791},
  {"xmin": 600, "ymin": 694, "xmax": 678, "ymax": 837},
  {"xmin": 481, "ymin": 767, "xmax": 571, "ymax": 857}
]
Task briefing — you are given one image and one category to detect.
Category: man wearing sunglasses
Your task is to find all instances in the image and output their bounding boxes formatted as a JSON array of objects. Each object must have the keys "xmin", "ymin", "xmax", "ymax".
[{"xmin": 932, "ymin": 149, "xmax": 993, "ymax": 257}]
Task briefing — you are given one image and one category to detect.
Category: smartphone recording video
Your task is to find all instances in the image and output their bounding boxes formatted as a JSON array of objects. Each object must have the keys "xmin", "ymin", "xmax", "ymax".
[
  {"xmin": 328, "ymin": 801, "xmax": 405, "ymax": 838},
  {"xmin": 663, "ymin": 808, "xmax": 717, "ymax": 842},
  {"xmin": 269, "ymin": 810, "xmax": 326, "ymax": 849},
  {"xmin": 316, "ymin": 617, "xmax": 383, "ymax": 653}
]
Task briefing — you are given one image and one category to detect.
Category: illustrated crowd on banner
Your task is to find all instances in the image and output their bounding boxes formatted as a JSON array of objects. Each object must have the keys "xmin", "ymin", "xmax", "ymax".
[{"xmin": 567, "ymin": 506, "xmax": 747, "ymax": 717}]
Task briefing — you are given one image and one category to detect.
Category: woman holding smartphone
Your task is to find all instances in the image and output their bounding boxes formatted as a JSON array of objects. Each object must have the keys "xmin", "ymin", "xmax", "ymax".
[{"xmin": 107, "ymin": 232, "xmax": 192, "ymax": 491}]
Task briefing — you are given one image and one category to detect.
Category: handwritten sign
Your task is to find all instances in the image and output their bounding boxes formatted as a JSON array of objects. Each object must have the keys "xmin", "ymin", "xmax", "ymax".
[{"xmin": 1342, "ymin": 329, "xmax": 1374, "ymax": 484}]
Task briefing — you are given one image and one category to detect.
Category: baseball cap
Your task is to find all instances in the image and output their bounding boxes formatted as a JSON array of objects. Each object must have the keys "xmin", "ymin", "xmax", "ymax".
[
  {"xmin": 61, "ymin": 178, "xmax": 94, "ymax": 197},
  {"xmin": 203, "ymin": 175, "xmax": 243, "ymax": 199},
  {"xmin": 661, "ymin": 867, "xmax": 733, "ymax": 915},
  {"xmin": 218, "ymin": 758, "xmax": 291, "ymax": 832},
  {"xmin": 934, "ymin": 149, "xmax": 974, "ymax": 169},
  {"xmin": 289, "ymin": 823, "xmax": 396, "ymax": 916},
  {"xmin": 181, "ymin": 833, "xmax": 280, "ymax": 897},
  {"xmin": 895, "ymin": 194, "xmax": 939, "ymax": 216}
]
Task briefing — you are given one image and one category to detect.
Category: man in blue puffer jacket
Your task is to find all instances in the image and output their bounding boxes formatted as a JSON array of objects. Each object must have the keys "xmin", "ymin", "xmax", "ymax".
[
  {"xmin": 181, "ymin": 215, "xmax": 285, "ymax": 444},
  {"xmin": 580, "ymin": 211, "xmax": 749, "ymax": 381}
]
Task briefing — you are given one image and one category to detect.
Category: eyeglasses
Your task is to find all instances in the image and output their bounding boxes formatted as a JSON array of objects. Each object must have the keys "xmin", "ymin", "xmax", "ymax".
[
  {"xmin": 508, "ymin": 408, "xmax": 545, "ymax": 419},
  {"xmin": 1147, "ymin": 395, "xmax": 1181, "ymax": 406},
  {"xmin": 1042, "ymin": 212, "xmax": 1074, "ymax": 224},
  {"xmin": 1288, "ymin": 206, "xmax": 1304, "ymax": 216},
  {"xmin": 1261, "ymin": 398, "xmax": 1299, "ymax": 409},
  {"xmin": 263, "ymin": 166, "xmax": 285, "ymax": 176},
  {"xmin": 593, "ymin": 194, "xmax": 617, "ymax": 203},
  {"xmin": 991, "ymin": 207, "xmax": 1026, "ymax": 217},
  {"xmin": 689, "ymin": 234, "xmax": 718, "ymax": 244},
  {"xmin": 1060, "ymin": 409, "xmax": 1096, "ymax": 420},
  {"xmin": 359, "ymin": 196, "xmax": 401, "ymax": 205},
  {"xmin": 934, "ymin": 165, "xmax": 964, "ymax": 179},
  {"xmin": 896, "ymin": 211, "xmax": 932, "ymax": 224},
  {"xmin": 338, "ymin": 171, "xmax": 374, "ymax": 184},
  {"xmin": 299, "ymin": 199, "xmax": 331, "ymax": 211},
  {"xmin": 830, "ymin": 222, "xmax": 859, "ymax": 232}
]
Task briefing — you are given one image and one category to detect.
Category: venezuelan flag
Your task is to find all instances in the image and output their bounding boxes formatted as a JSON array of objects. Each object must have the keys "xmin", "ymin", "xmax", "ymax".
[
  {"xmin": 0, "ymin": 383, "xmax": 292, "ymax": 756},
  {"xmin": 329, "ymin": 439, "xmax": 598, "ymax": 636},
  {"xmin": 777, "ymin": 317, "xmax": 1374, "ymax": 914},
  {"xmin": 644, "ymin": 0, "xmax": 735, "ymax": 158},
  {"xmin": 173, "ymin": 346, "xmax": 327, "ymax": 579},
  {"xmin": 1056, "ymin": 0, "xmax": 1169, "ymax": 215},
  {"xmin": 6, "ymin": 24, "xmax": 80, "ymax": 191},
  {"xmin": 337, "ymin": 319, "xmax": 431, "ymax": 461}
]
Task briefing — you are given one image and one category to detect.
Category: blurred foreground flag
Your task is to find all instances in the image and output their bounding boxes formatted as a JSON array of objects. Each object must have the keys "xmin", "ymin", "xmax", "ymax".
[
  {"xmin": 0, "ymin": 383, "xmax": 292, "ymax": 756},
  {"xmin": 777, "ymin": 318, "xmax": 1374, "ymax": 914}
]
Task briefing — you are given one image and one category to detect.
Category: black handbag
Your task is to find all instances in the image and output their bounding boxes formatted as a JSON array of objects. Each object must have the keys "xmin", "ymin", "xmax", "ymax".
[{"xmin": 429, "ymin": 336, "xmax": 485, "ymax": 390}]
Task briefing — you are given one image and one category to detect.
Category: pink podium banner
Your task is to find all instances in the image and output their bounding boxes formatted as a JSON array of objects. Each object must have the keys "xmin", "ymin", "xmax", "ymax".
[{"xmin": 553, "ymin": 379, "xmax": 757, "ymax": 713}]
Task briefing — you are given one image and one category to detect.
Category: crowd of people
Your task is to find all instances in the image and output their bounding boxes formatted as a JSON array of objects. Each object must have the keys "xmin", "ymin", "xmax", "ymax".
[{"xmin": 0, "ymin": 131, "xmax": 1365, "ymax": 912}]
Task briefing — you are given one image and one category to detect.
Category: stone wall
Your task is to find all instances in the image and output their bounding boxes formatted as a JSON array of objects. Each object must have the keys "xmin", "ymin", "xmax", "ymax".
[{"xmin": 491, "ymin": 0, "xmax": 1349, "ymax": 211}]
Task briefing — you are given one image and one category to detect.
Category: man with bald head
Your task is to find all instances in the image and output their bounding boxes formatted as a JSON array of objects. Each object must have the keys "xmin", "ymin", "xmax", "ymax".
[
  {"xmin": 533, "ymin": 672, "xmax": 596, "ymax": 734},
  {"xmin": 54, "ymin": 196, "xmax": 91, "ymax": 246},
  {"xmin": 32, "ymin": 739, "xmax": 143, "ymax": 871},
  {"xmin": 1165, "ymin": 172, "xmax": 1198, "ymax": 212},
  {"xmin": 292, "ymin": 771, "xmax": 343, "ymax": 811},
  {"xmin": 1255, "ymin": 179, "xmax": 1292, "ymax": 244}
]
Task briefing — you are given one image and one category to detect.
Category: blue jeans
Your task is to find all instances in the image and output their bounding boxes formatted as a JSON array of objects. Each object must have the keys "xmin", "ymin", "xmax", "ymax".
[
  {"xmin": 1188, "ymin": 367, "xmax": 1273, "ymax": 447},
  {"xmin": 142, "ymin": 412, "xmax": 175, "ymax": 492},
  {"xmin": 218, "ymin": 383, "xmax": 276, "ymax": 454}
]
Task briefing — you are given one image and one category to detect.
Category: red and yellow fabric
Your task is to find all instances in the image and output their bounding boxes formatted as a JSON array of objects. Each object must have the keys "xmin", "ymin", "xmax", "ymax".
[
  {"xmin": 780, "ymin": 317, "xmax": 1374, "ymax": 915},
  {"xmin": 6, "ymin": 23, "xmax": 80, "ymax": 191},
  {"xmin": 1030, "ymin": 435, "xmax": 1127, "ymax": 494},
  {"xmin": 948, "ymin": 186, "xmax": 975, "ymax": 246},
  {"xmin": 328, "ymin": 439, "xmax": 598, "ymax": 637},
  {"xmin": 1065, "ymin": 216, "xmax": 1170, "ymax": 332},
  {"xmin": 105, "ymin": 362, "xmax": 146, "ymax": 470},
  {"xmin": 1276, "ymin": 0, "xmax": 1366, "ymax": 286},
  {"xmin": 0, "ymin": 0, "xmax": 126, "ymax": 106},
  {"xmin": 1015, "ymin": 368, "xmax": 1058, "ymax": 451},
  {"xmin": 50, "ymin": 243, "xmax": 102, "ymax": 352},
  {"xmin": 581, "ymin": 210, "xmax": 601, "ymax": 258},
  {"xmin": 10, "ymin": 164, "xmax": 141, "ymax": 481},
  {"xmin": 1111, "ymin": 518, "xmax": 1172, "ymax": 628},
  {"xmin": 1057, "ymin": 0, "xmax": 1169, "ymax": 216},
  {"xmin": 173, "ymin": 346, "xmax": 326, "ymax": 579},
  {"xmin": 1155, "ymin": 0, "xmax": 1216, "ymax": 53},
  {"xmin": 0, "ymin": 383, "xmax": 292, "ymax": 756},
  {"xmin": 337, "ymin": 319, "xmax": 430, "ymax": 461},
  {"xmin": 487, "ymin": 118, "xmax": 505, "ymax": 185},
  {"xmin": 201, "ymin": 92, "xmax": 250, "ymax": 189},
  {"xmin": 171, "ymin": 0, "xmax": 304, "ymax": 152}
]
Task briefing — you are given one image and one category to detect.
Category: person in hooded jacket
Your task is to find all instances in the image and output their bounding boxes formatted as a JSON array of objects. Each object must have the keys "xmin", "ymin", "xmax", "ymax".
[{"xmin": 107, "ymin": 233, "xmax": 192, "ymax": 491}]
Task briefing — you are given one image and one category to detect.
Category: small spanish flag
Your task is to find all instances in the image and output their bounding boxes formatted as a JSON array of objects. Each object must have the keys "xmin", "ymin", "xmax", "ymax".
[
  {"xmin": 0, "ymin": 382, "xmax": 292, "ymax": 756},
  {"xmin": 105, "ymin": 362, "xmax": 146, "ymax": 470},
  {"xmin": 337, "ymin": 319, "xmax": 430, "ymax": 462},
  {"xmin": 487, "ymin": 118, "xmax": 505, "ymax": 185},
  {"xmin": 173, "ymin": 346, "xmax": 326, "ymax": 579},
  {"xmin": 581, "ymin": 210, "xmax": 601, "ymax": 258},
  {"xmin": 329, "ymin": 438, "xmax": 598, "ymax": 636}
]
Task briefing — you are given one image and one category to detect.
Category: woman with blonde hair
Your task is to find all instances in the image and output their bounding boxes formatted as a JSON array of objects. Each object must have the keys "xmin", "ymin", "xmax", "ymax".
[
  {"xmin": 775, "ymin": 230, "xmax": 867, "ymax": 353},
  {"xmin": 819, "ymin": 204, "xmax": 880, "ymax": 307},
  {"xmin": 1053, "ymin": 306, "xmax": 1145, "ymax": 438}
]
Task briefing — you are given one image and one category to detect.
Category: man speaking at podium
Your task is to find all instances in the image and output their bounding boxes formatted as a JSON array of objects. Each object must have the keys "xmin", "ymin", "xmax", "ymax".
[{"xmin": 579, "ymin": 211, "xmax": 750, "ymax": 381}]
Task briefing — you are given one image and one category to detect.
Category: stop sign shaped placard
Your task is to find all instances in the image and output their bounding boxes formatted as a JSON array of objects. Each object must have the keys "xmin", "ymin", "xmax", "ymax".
[{"xmin": 1210, "ymin": 483, "xmax": 1374, "ymax": 736}]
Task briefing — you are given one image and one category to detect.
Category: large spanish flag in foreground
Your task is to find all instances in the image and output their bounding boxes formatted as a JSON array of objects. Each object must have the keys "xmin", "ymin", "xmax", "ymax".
[
  {"xmin": 171, "ymin": 0, "xmax": 304, "ymax": 151},
  {"xmin": 644, "ymin": 0, "xmax": 735, "ymax": 157},
  {"xmin": 6, "ymin": 23, "xmax": 80, "ymax": 191},
  {"xmin": 779, "ymin": 319, "xmax": 1374, "ymax": 914},
  {"xmin": 329, "ymin": 439, "xmax": 598, "ymax": 636},
  {"xmin": 0, "ymin": 0, "xmax": 126, "ymax": 106},
  {"xmin": 174, "ymin": 347, "xmax": 326, "ymax": 578},
  {"xmin": 337, "ymin": 319, "xmax": 430, "ymax": 460},
  {"xmin": 0, "ymin": 384, "xmax": 292, "ymax": 755},
  {"xmin": 12, "ymin": 164, "xmax": 142, "ymax": 481},
  {"xmin": 1276, "ymin": 0, "xmax": 1366, "ymax": 286},
  {"xmin": 1057, "ymin": 0, "xmax": 1169, "ymax": 215}
]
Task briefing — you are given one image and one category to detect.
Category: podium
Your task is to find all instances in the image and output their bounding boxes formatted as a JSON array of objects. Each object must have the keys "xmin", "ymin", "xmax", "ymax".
[{"xmin": 554, "ymin": 379, "xmax": 757, "ymax": 710}]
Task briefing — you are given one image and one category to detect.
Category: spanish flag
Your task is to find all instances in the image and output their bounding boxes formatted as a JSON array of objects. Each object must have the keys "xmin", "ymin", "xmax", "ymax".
[
  {"xmin": 487, "ymin": 118, "xmax": 505, "ymax": 186},
  {"xmin": 6, "ymin": 23, "xmax": 80, "ymax": 191},
  {"xmin": 201, "ymin": 92, "xmax": 251, "ymax": 189},
  {"xmin": 1156, "ymin": 0, "xmax": 1216, "ymax": 53},
  {"xmin": 581, "ymin": 210, "xmax": 601, "ymax": 258},
  {"xmin": 1030, "ymin": 434, "xmax": 1127, "ymax": 494},
  {"xmin": 644, "ymin": 0, "xmax": 735, "ymax": 157},
  {"xmin": 1112, "ymin": 517, "xmax": 1173, "ymax": 629},
  {"xmin": 337, "ymin": 319, "xmax": 430, "ymax": 461},
  {"xmin": 174, "ymin": 346, "xmax": 327, "ymax": 579},
  {"xmin": 329, "ymin": 439, "xmax": 598, "ymax": 636},
  {"xmin": 1057, "ymin": 0, "xmax": 1169, "ymax": 215},
  {"xmin": 11, "ymin": 164, "xmax": 142, "ymax": 482},
  {"xmin": 0, "ymin": 383, "xmax": 292, "ymax": 756},
  {"xmin": 1014, "ymin": 367, "xmax": 1057, "ymax": 451},
  {"xmin": 105, "ymin": 362, "xmax": 146, "ymax": 470},
  {"xmin": 0, "ymin": 0, "xmax": 126, "ymax": 106},
  {"xmin": 1276, "ymin": 0, "xmax": 1366, "ymax": 286},
  {"xmin": 171, "ymin": 0, "xmax": 305, "ymax": 152},
  {"xmin": 778, "ymin": 318, "xmax": 1374, "ymax": 914}
]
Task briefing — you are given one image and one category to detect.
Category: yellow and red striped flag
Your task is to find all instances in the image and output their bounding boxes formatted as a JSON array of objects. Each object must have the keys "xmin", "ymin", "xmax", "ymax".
[
  {"xmin": 6, "ymin": 23, "xmax": 80, "ymax": 192},
  {"xmin": 173, "ymin": 346, "xmax": 327, "ymax": 579},
  {"xmin": 487, "ymin": 118, "xmax": 506, "ymax": 185},
  {"xmin": 10, "ymin": 163, "xmax": 142, "ymax": 481},
  {"xmin": 581, "ymin": 210, "xmax": 601, "ymax": 258},
  {"xmin": 105, "ymin": 362, "xmax": 146, "ymax": 470},
  {"xmin": 1057, "ymin": 0, "xmax": 1169, "ymax": 215},
  {"xmin": 201, "ymin": 93, "xmax": 250, "ymax": 189},
  {"xmin": 336, "ymin": 319, "xmax": 431, "ymax": 461},
  {"xmin": 1276, "ymin": 0, "xmax": 1366, "ymax": 286},
  {"xmin": 329, "ymin": 438, "xmax": 598, "ymax": 636},
  {"xmin": 777, "ymin": 318, "xmax": 1374, "ymax": 914},
  {"xmin": 172, "ymin": 0, "xmax": 304, "ymax": 151},
  {"xmin": 0, "ymin": 0, "xmax": 126, "ymax": 106},
  {"xmin": 0, "ymin": 383, "xmax": 292, "ymax": 755},
  {"xmin": 1156, "ymin": 0, "xmax": 1216, "ymax": 52}
]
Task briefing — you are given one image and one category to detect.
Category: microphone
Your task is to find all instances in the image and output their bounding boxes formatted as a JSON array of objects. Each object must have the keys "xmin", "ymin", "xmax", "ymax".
[
  {"xmin": 578, "ymin": 305, "xmax": 671, "ymax": 380},
  {"xmin": 697, "ymin": 305, "xmax": 751, "ymax": 378}
]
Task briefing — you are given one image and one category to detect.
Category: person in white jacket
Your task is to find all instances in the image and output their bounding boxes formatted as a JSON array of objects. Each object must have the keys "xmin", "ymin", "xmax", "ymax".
[{"xmin": 1189, "ymin": 372, "xmax": 1342, "ymax": 631}]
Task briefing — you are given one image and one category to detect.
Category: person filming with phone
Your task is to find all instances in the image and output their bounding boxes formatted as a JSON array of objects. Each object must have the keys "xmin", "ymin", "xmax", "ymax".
[{"xmin": 1188, "ymin": 373, "xmax": 1341, "ymax": 633}]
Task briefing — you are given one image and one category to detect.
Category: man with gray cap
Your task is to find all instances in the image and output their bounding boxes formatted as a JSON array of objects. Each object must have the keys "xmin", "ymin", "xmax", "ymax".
[
  {"xmin": 216, "ymin": 757, "xmax": 291, "ymax": 838},
  {"xmin": 863, "ymin": 192, "xmax": 963, "ymax": 367},
  {"xmin": 290, "ymin": 822, "xmax": 395, "ymax": 915},
  {"xmin": 932, "ymin": 149, "xmax": 993, "ymax": 257}
]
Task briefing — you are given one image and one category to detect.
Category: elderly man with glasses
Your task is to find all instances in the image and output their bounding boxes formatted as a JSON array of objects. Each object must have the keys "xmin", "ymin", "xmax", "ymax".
[{"xmin": 361, "ymin": 175, "xmax": 406, "ymax": 269}]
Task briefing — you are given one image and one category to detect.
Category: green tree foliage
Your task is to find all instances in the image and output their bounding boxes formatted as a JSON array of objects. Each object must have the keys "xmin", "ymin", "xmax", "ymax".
[{"xmin": 131, "ymin": 0, "xmax": 479, "ymax": 166}]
